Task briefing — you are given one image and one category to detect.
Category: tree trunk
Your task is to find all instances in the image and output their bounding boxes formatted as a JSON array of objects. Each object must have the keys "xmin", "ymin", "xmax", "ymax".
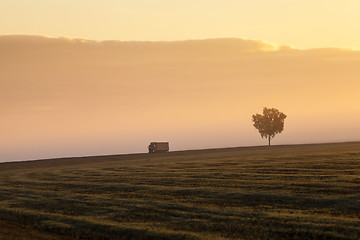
[{"xmin": 268, "ymin": 136, "xmax": 271, "ymax": 146}]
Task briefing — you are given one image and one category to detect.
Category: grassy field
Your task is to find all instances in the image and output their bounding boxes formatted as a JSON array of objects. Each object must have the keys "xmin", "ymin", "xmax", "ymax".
[{"xmin": 0, "ymin": 142, "xmax": 359, "ymax": 239}]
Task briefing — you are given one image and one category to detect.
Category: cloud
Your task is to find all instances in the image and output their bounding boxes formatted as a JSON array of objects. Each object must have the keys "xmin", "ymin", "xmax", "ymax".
[
  {"xmin": 0, "ymin": 35, "xmax": 285, "ymax": 55},
  {"xmin": 1, "ymin": 35, "xmax": 360, "ymax": 161}
]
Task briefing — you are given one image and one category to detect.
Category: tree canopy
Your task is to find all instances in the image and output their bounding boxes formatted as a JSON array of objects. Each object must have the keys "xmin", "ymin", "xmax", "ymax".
[{"xmin": 252, "ymin": 107, "xmax": 287, "ymax": 146}]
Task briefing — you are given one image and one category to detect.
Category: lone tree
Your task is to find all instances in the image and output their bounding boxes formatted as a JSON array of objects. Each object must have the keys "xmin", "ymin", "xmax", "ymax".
[{"xmin": 252, "ymin": 107, "xmax": 287, "ymax": 146}]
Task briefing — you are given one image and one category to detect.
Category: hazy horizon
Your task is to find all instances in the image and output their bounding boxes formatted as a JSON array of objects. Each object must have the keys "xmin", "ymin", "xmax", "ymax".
[
  {"xmin": 1, "ymin": 35, "xmax": 360, "ymax": 162},
  {"xmin": 2, "ymin": 1, "xmax": 360, "ymax": 162}
]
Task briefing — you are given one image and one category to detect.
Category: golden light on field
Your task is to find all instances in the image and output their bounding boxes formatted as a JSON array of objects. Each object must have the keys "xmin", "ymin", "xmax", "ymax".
[{"xmin": 1, "ymin": 35, "xmax": 360, "ymax": 161}]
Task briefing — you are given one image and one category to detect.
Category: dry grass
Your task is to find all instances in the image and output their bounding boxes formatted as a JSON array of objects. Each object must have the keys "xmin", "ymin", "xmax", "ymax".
[{"xmin": 0, "ymin": 142, "xmax": 359, "ymax": 239}]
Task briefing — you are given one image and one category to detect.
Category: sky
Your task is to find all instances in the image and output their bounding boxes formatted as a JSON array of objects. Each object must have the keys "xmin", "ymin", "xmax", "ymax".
[
  {"xmin": 2, "ymin": 0, "xmax": 360, "ymax": 49},
  {"xmin": 1, "ymin": 1, "xmax": 360, "ymax": 162}
]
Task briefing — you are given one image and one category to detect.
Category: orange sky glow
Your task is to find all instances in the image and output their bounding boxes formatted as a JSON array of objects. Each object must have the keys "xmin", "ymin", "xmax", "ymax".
[{"xmin": 1, "ymin": 1, "xmax": 360, "ymax": 161}]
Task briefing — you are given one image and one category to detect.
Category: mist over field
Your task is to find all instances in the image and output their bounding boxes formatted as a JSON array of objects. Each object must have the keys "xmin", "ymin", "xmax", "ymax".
[{"xmin": 1, "ymin": 35, "xmax": 360, "ymax": 162}]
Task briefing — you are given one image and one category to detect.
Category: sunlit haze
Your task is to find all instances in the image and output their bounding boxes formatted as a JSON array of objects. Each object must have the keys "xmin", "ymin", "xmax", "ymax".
[
  {"xmin": 1, "ymin": 1, "xmax": 360, "ymax": 162},
  {"xmin": 2, "ymin": 0, "xmax": 360, "ymax": 49}
]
